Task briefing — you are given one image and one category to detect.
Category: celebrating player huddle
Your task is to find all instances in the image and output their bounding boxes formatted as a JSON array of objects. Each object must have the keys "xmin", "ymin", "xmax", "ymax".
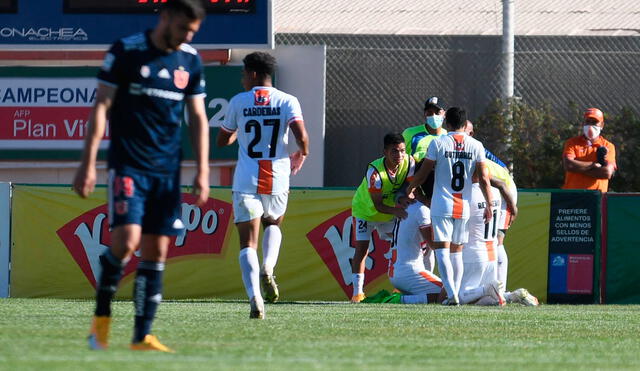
[{"xmin": 360, "ymin": 104, "xmax": 538, "ymax": 307}]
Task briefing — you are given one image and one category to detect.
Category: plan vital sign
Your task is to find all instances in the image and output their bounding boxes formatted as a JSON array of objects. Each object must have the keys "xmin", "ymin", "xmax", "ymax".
[{"xmin": 64, "ymin": 0, "xmax": 256, "ymax": 14}]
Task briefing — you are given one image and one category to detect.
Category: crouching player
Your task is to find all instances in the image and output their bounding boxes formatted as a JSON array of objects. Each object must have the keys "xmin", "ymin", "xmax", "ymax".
[{"xmin": 386, "ymin": 172, "xmax": 444, "ymax": 304}]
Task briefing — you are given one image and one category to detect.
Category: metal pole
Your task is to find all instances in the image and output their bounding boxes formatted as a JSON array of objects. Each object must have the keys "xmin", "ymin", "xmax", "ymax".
[
  {"xmin": 502, "ymin": 0, "xmax": 515, "ymax": 100},
  {"xmin": 502, "ymin": 0, "xmax": 515, "ymax": 171}
]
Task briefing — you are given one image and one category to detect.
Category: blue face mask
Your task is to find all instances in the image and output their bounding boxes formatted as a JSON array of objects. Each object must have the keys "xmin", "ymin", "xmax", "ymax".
[{"xmin": 426, "ymin": 115, "xmax": 444, "ymax": 129}]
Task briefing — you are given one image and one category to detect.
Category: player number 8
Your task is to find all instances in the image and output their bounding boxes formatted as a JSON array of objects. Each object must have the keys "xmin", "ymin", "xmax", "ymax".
[{"xmin": 451, "ymin": 161, "xmax": 464, "ymax": 192}]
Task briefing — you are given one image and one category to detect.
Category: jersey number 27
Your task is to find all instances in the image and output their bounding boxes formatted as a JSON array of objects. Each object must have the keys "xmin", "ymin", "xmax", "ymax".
[{"xmin": 245, "ymin": 119, "xmax": 281, "ymax": 158}]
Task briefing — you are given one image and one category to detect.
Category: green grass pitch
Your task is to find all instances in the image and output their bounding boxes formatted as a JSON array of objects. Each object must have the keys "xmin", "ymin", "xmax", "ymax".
[{"xmin": 1, "ymin": 299, "xmax": 639, "ymax": 370}]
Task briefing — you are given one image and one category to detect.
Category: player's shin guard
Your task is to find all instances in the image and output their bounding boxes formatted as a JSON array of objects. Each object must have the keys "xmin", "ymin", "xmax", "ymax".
[
  {"xmin": 261, "ymin": 225, "xmax": 282, "ymax": 276},
  {"xmin": 450, "ymin": 252, "xmax": 464, "ymax": 295},
  {"xmin": 497, "ymin": 244, "xmax": 508, "ymax": 287},
  {"xmin": 239, "ymin": 247, "xmax": 261, "ymax": 300},
  {"xmin": 133, "ymin": 261, "xmax": 164, "ymax": 343},
  {"xmin": 434, "ymin": 249, "xmax": 456, "ymax": 301},
  {"xmin": 95, "ymin": 250, "xmax": 125, "ymax": 317}
]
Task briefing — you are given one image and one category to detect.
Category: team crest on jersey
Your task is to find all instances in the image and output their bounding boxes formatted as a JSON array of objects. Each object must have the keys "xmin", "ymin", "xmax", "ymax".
[
  {"xmin": 254, "ymin": 89, "xmax": 271, "ymax": 106},
  {"xmin": 453, "ymin": 135, "xmax": 466, "ymax": 151},
  {"xmin": 173, "ymin": 68, "xmax": 190, "ymax": 89}
]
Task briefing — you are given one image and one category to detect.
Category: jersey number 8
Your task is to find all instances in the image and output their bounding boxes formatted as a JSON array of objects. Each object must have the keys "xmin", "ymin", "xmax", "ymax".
[{"xmin": 451, "ymin": 161, "xmax": 465, "ymax": 191}]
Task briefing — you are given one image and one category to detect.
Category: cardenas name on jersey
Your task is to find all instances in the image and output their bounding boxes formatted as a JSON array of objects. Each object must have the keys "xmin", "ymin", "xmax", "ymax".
[
  {"xmin": 444, "ymin": 151, "xmax": 473, "ymax": 159},
  {"xmin": 243, "ymin": 107, "xmax": 281, "ymax": 116}
]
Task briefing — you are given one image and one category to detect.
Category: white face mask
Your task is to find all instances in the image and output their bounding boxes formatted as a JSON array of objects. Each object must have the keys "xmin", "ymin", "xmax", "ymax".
[
  {"xmin": 583, "ymin": 125, "xmax": 601, "ymax": 141},
  {"xmin": 426, "ymin": 115, "xmax": 444, "ymax": 129}
]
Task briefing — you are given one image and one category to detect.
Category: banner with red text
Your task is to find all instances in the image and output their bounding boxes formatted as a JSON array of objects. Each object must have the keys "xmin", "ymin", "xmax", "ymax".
[{"xmin": 10, "ymin": 185, "xmax": 550, "ymax": 301}]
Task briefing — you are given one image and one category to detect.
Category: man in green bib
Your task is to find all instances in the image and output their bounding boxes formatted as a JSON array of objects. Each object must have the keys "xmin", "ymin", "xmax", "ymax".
[
  {"xmin": 350, "ymin": 133, "xmax": 416, "ymax": 302},
  {"xmin": 402, "ymin": 96, "xmax": 447, "ymax": 159}
]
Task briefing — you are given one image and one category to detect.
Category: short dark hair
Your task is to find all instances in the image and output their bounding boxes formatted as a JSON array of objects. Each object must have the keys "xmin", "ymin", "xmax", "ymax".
[
  {"xmin": 162, "ymin": 0, "xmax": 205, "ymax": 20},
  {"xmin": 243, "ymin": 52, "xmax": 277, "ymax": 77},
  {"xmin": 383, "ymin": 133, "xmax": 405, "ymax": 149},
  {"xmin": 445, "ymin": 107, "xmax": 467, "ymax": 130}
]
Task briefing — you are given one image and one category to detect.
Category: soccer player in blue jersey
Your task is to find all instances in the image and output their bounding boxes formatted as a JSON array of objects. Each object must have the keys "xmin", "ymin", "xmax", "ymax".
[{"xmin": 73, "ymin": 0, "xmax": 209, "ymax": 352}]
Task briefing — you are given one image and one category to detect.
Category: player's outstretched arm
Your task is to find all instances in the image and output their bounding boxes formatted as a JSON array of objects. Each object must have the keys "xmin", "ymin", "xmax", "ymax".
[
  {"xmin": 371, "ymin": 192, "xmax": 408, "ymax": 220},
  {"xmin": 186, "ymin": 96, "xmax": 210, "ymax": 206},
  {"xmin": 475, "ymin": 161, "xmax": 493, "ymax": 223},
  {"xmin": 406, "ymin": 159, "xmax": 434, "ymax": 198},
  {"xmin": 73, "ymin": 83, "xmax": 115, "ymax": 198},
  {"xmin": 289, "ymin": 119, "xmax": 309, "ymax": 175}
]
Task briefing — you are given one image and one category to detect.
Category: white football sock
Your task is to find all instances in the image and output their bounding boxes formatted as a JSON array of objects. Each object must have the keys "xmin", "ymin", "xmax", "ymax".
[
  {"xmin": 352, "ymin": 273, "xmax": 365, "ymax": 296},
  {"xmin": 261, "ymin": 225, "xmax": 282, "ymax": 276},
  {"xmin": 423, "ymin": 248, "xmax": 435, "ymax": 272},
  {"xmin": 401, "ymin": 294, "xmax": 428, "ymax": 304},
  {"xmin": 497, "ymin": 244, "xmax": 508, "ymax": 288},
  {"xmin": 434, "ymin": 249, "xmax": 456, "ymax": 300},
  {"xmin": 450, "ymin": 252, "xmax": 463, "ymax": 295},
  {"xmin": 239, "ymin": 247, "xmax": 261, "ymax": 300}
]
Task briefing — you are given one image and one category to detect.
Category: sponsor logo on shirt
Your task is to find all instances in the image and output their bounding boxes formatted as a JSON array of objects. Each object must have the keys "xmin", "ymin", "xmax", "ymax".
[{"xmin": 158, "ymin": 68, "xmax": 171, "ymax": 79}]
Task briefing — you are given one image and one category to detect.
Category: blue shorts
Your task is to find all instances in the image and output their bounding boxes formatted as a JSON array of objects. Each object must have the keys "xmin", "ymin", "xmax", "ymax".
[{"xmin": 107, "ymin": 167, "xmax": 183, "ymax": 236}]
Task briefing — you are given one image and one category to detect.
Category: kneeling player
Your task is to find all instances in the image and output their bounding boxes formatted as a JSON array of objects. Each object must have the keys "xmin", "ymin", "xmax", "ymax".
[
  {"xmin": 387, "ymin": 173, "xmax": 445, "ymax": 304},
  {"xmin": 459, "ymin": 182, "xmax": 506, "ymax": 306}
]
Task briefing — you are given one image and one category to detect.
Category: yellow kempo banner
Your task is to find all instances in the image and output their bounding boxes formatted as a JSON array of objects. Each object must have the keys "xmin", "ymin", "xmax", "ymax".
[{"xmin": 10, "ymin": 185, "xmax": 550, "ymax": 302}]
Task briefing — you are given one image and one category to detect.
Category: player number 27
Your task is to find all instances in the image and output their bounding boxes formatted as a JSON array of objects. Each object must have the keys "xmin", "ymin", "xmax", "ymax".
[{"xmin": 245, "ymin": 119, "xmax": 280, "ymax": 158}]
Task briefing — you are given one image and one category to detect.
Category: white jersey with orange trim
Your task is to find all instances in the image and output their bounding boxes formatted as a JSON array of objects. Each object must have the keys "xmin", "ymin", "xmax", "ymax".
[
  {"xmin": 388, "ymin": 202, "xmax": 443, "ymax": 295},
  {"xmin": 222, "ymin": 86, "xmax": 303, "ymax": 195},
  {"xmin": 389, "ymin": 202, "xmax": 431, "ymax": 270},
  {"xmin": 463, "ymin": 183, "xmax": 501, "ymax": 264},
  {"xmin": 426, "ymin": 132, "xmax": 486, "ymax": 219}
]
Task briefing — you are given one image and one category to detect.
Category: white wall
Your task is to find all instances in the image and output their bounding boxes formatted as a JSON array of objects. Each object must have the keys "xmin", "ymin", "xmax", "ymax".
[
  {"xmin": 231, "ymin": 45, "xmax": 327, "ymax": 187},
  {"xmin": 0, "ymin": 182, "xmax": 10, "ymax": 297}
]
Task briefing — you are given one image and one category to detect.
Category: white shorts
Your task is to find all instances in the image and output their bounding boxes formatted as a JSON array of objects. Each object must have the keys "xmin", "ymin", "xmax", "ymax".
[
  {"xmin": 353, "ymin": 217, "xmax": 395, "ymax": 242},
  {"xmin": 461, "ymin": 261, "xmax": 497, "ymax": 291},
  {"xmin": 431, "ymin": 216, "xmax": 469, "ymax": 244},
  {"xmin": 389, "ymin": 265, "xmax": 443, "ymax": 295},
  {"xmin": 232, "ymin": 192, "xmax": 288, "ymax": 223}
]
